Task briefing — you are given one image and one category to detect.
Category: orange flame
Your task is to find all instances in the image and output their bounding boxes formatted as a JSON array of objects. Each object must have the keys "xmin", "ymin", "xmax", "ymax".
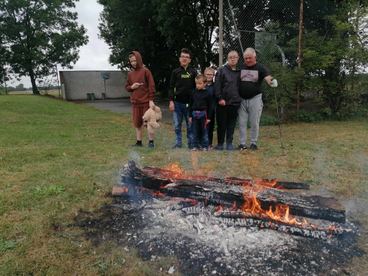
[
  {"xmin": 164, "ymin": 163, "xmax": 185, "ymax": 178},
  {"xmin": 153, "ymin": 191, "xmax": 165, "ymax": 197},
  {"xmin": 254, "ymin": 178, "xmax": 278, "ymax": 188},
  {"xmin": 242, "ymin": 188, "xmax": 309, "ymax": 227}
]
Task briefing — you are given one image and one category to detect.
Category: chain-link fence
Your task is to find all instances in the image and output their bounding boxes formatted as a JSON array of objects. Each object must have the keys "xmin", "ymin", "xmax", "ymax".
[{"xmin": 222, "ymin": 0, "xmax": 297, "ymax": 67}]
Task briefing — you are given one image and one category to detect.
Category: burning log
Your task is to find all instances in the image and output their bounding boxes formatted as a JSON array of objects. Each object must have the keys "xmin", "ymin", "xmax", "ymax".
[
  {"xmin": 142, "ymin": 166, "xmax": 310, "ymax": 190},
  {"xmin": 121, "ymin": 161, "xmax": 346, "ymax": 223}
]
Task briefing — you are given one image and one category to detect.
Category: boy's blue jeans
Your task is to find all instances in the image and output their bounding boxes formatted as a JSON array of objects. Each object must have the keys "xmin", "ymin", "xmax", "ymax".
[
  {"xmin": 173, "ymin": 101, "xmax": 193, "ymax": 148},
  {"xmin": 192, "ymin": 111, "xmax": 209, "ymax": 149}
]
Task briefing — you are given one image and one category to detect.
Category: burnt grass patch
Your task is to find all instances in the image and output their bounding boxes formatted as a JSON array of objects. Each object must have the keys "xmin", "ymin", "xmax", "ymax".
[{"xmin": 71, "ymin": 194, "xmax": 364, "ymax": 276}]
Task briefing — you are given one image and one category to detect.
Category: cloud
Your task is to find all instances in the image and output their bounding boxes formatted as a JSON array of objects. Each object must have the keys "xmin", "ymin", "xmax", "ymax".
[
  {"xmin": 12, "ymin": 0, "xmax": 116, "ymax": 87},
  {"xmin": 73, "ymin": 0, "xmax": 117, "ymax": 70}
]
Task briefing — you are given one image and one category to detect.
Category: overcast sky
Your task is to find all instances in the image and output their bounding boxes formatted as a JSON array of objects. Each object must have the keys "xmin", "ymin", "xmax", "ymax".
[{"xmin": 12, "ymin": 0, "xmax": 116, "ymax": 87}]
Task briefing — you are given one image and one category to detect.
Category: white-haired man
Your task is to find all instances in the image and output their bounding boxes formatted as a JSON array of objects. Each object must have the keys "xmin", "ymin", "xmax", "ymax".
[{"xmin": 238, "ymin": 47, "xmax": 278, "ymax": 150}]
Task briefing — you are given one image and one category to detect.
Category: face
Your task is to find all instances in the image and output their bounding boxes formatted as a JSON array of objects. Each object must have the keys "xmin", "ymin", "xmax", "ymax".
[
  {"xmin": 227, "ymin": 52, "xmax": 239, "ymax": 67},
  {"xmin": 244, "ymin": 52, "xmax": 257, "ymax": 66},
  {"xmin": 195, "ymin": 79, "xmax": 206, "ymax": 90},
  {"xmin": 204, "ymin": 70, "xmax": 214, "ymax": 83},
  {"xmin": 179, "ymin": 52, "xmax": 191, "ymax": 67},
  {"xmin": 129, "ymin": 55, "xmax": 137, "ymax": 68}
]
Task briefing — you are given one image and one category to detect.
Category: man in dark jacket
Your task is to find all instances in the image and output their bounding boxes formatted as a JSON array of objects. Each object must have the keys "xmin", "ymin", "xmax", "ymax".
[
  {"xmin": 214, "ymin": 50, "xmax": 241, "ymax": 150},
  {"xmin": 168, "ymin": 48, "xmax": 197, "ymax": 149}
]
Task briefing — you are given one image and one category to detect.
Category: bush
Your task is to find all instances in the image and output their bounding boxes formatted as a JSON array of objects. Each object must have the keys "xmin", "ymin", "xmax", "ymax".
[
  {"xmin": 295, "ymin": 110, "xmax": 323, "ymax": 122},
  {"xmin": 260, "ymin": 114, "xmax": 279, "ymax": 126}
]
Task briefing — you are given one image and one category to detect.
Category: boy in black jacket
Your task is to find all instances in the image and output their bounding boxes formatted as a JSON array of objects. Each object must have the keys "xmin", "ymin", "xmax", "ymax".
[
  {"xmin": 168, "ymin": 48, "xmax": 197, "ymax": 149},
  {"xmin": 189, "ymin": 74, "xmax": 213, "ymax": 151}
]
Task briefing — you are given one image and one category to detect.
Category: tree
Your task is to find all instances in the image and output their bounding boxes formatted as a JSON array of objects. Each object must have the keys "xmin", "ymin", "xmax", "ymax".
[
  {"xmin": 300, "ymin": 0, "xmax": 368, "ymax": 116},
  {"xmin": 253, "ymin": 0, "xmax": 368, "ymax": 117},
  {"xmin": 0, "ymin": 0, "xmax": 88, "ymax": 94},
  {"xmin": 152, "ymin": 0, "xmax": 218, "ymax": 70},
  {"xmin": 98, "ymin": 0, "xmax": 174, "ymax": 94},
  {"xmin": 98, "ymin": 0, "xmax": 218, "ymax": 95},
  {"xmin": 0, "ymin": 32, "xmax": 7, "ymax": 85}
]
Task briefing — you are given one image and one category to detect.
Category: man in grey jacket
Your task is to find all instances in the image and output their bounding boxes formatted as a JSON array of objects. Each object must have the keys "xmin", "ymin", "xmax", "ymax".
[{"xmin": 214, "ymin": 50, "xmax": 242, "ymax": 150}]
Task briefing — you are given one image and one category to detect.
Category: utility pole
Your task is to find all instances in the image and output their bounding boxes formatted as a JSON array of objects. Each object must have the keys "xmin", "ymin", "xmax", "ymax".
[
  {"xmin": 55, "ymin": 65, "xmax": 61, "ymax": 98},
  {"xmin": 219, "ymin": 0, "xmax": 224, "ymax": 66},
  {"xmin": 3, "ymin": 66, "xmax": 8, "ymax": 95},
  {"xmin": 296, "ymin": 0, "xmax": 304, "ymax": 112}
]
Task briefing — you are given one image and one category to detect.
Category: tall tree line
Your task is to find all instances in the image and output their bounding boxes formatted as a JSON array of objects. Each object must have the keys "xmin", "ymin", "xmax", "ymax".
[
  {"xmin": 98, "ymin": 0, "xmax": 218, "ymax": 95},
  {"xmin": 99, "ymin": 0, "xmax": 367, "ymax": 117}
]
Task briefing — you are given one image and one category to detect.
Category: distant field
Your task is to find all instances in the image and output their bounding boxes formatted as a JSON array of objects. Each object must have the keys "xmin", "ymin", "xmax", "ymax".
[
  {"xmin": 0, "ymin": 95, "xmax": 367, "ymax": 275},
  {"xmin": 8, "ymin": 89, "xmax": 61, "ymax": 98}
]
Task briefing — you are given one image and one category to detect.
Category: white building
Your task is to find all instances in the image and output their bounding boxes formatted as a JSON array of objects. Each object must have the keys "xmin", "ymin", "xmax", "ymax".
[{"xmin": 59, "ymin": 70, "xmax": 129, "ymax": 100}]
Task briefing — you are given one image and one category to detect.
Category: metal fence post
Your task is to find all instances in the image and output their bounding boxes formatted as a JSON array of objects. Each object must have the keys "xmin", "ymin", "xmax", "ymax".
[{"xmin": 219, "ymin": 0, "xmax": 224, "ymax": 66}]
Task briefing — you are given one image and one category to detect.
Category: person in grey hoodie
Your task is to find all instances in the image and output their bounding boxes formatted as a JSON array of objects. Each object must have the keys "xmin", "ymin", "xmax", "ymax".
[{"xmin": 214, "ymin": 50, "xmax": 242, "ymax": 150}]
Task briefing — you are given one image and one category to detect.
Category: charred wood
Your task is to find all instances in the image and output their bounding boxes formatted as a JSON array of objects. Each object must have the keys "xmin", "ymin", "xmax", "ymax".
[
  {"xmin": 142, "ymin": 167, "xmax": 310, "ymax": 190},
  {"xmin": 121, "ymin": 161, "xmax": 345, "ymax": 223}
]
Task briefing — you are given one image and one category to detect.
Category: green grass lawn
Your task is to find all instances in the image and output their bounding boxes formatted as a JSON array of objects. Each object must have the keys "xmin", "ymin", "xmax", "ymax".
[{"xmin": 1, "ymin": 95, "xmax": 367, "ymax": 275}]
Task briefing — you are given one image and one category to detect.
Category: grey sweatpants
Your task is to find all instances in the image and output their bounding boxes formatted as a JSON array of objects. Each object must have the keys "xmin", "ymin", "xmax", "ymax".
[{"xmin": 238, "ymin": 94, "xmax": 263, "ymax": 145}]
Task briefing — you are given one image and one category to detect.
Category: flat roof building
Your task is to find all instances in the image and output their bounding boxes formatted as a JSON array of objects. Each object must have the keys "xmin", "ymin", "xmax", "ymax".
[{"xmin": 59, "ymin": 70, "xmax": 129, "ymax": 100}]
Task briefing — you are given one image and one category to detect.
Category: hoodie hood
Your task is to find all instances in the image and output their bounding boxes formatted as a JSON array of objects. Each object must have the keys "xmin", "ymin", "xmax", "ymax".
[
  {"xmin": 224, "ymin": 62, "xmax": 240, "ymax": 72},
  {"xmin": 130, "ymin": 51, "xmax": 144, "ymax": 70}
]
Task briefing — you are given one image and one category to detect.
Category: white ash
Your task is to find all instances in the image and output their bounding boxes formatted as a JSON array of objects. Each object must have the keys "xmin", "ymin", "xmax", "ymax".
[{"xmin": 141, "ymin": 199, "xmax": 296, "ymax": 260}]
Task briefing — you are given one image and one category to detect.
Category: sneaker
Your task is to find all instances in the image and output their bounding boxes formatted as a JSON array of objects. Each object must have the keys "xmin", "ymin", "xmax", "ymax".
[
  {"xmin": 226, "ymin": 144, "xmax": 234, "ymax": 151},
  {"xmin": 214, "ymin": 144, "xmax": 224, "ymax": 151},
  {"xmin": 172, "ymin": 144, "xmax": 182, "ymax": 149},
  {"xmin": 191, "ymin": 147, "xmax": 199, "ymax": 151},
  {"xmin": 238, "ymin": 144, "xmax": 247, "ymax": 151},
  {"xmin": 148, "ymin": 141, "xmax": 154, "ymax": 148},
  {"xmin": 249, "ymin": 143, "xmax": 258, "ymax": 150},
  {"xmin": 201, "ymin": 147, "xmax": 208, "ymax": 151}
]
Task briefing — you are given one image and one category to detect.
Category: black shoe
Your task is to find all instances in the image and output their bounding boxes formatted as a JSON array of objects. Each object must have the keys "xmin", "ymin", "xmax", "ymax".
[
  {"xmin": 148, "ymin": 141, "xmax": 154, "ymax": 148},
  {"xmin": 238, "ymin": 144, "xmax": 247, "ymax": 151},
  {"xmin": 214, "ymin": 144, "xmax": 224, "ymax": 151},
  {"xmin": 172, "ymin": 144, "xmax": 182, "ymax": 149},
  {"xmin": 249, "ymin": 144, "xmax": 258, "ymax": 150},
  {"xmin": 226, "ymin": 144, "xmax": 234, "ymax": 151},
  {"xmin": 132, "ymin": 141, "xmax": 143, "ymax": 147}
]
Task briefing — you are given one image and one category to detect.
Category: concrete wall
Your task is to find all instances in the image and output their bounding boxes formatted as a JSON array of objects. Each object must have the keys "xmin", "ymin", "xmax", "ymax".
[{"xmin": 59, "ymin": 70, "xmax": 129, "ymax": 100}]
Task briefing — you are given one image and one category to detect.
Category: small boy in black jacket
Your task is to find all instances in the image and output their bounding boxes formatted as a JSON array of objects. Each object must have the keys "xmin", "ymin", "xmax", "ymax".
[{"xmin": 189, "ymin": 74, "xmax": 213, "ymax": 151}]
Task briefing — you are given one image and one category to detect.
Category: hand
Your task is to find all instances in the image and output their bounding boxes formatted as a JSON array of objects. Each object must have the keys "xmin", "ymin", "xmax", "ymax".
[
  {"xmin": 218, "ymin": 99, "xmax": 226, "ymax": 106},
  {"xmin": 206, "ymin": 119, "xmax": 211, "ymax": 124},
  {"xmin": 169, "ymin": 101, "xmax": 175, "ymax": 112},
  {"xmin": 189, "ymin": 117, "xmax": 192, "ymax": 124},
  {"xmin": 270, "ymin": 79, "xmax": 278, "ymax": 88},
  {"xmin": 131, "ymin": 82, "xmax": 143, "ymax": 89},
  {"xmin": 149, "ymin": 100, "xmax": 155, "ymax": 109}
]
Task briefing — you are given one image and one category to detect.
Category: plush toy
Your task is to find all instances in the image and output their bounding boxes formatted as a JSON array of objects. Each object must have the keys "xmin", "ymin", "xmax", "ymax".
[{"xmin": 142, "ymin": 104, "xmax": 162, "ymax": 135}]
